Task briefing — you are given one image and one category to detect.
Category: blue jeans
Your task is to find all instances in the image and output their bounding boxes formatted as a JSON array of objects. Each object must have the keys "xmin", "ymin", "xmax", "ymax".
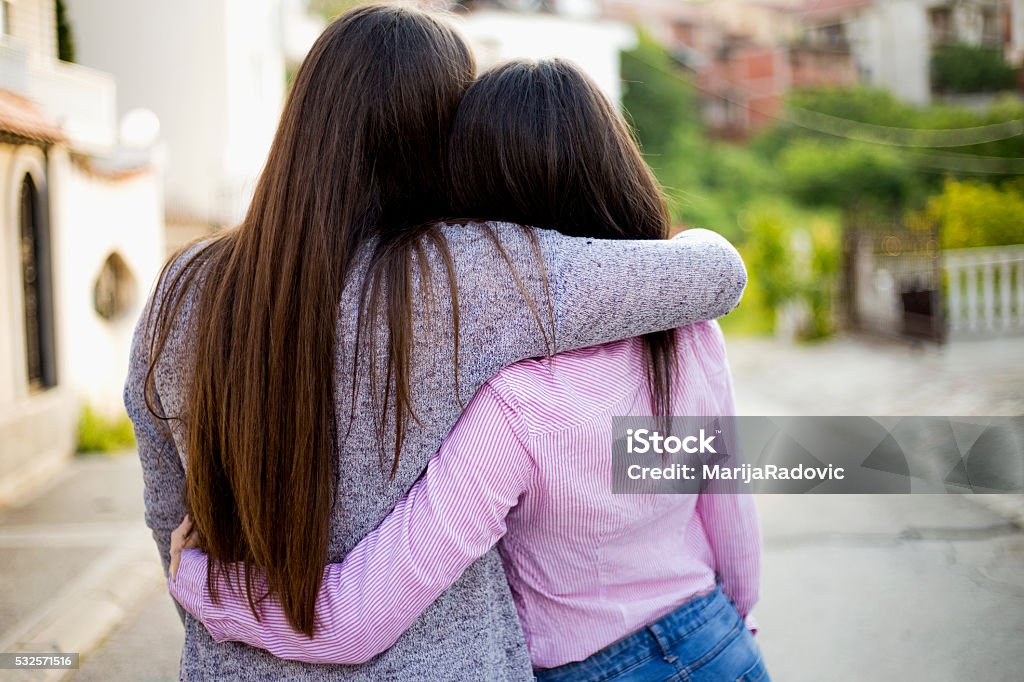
[{"xmin": 534, "ymin": 587, "xmax": 769, "ymax": 682}]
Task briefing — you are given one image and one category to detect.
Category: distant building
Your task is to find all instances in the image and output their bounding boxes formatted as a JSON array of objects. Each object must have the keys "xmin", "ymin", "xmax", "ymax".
[
  {"xmin": 606, "ymin": 0, "xmax": 1019, "ymax": 135},
  {"xmin": 453, "ymin": 1, "xmax": 637, "ymax": 103},
  {"xmin": 0, "ymin": 0, "xmax": 164, "ymax": 501},
  {"xmin": 65, "ymin": 0, "xmax": 294, "ymax": 252},
  {"xmin": 786, "ymin": 0, "xmax": 1014, "ymax": 105}
]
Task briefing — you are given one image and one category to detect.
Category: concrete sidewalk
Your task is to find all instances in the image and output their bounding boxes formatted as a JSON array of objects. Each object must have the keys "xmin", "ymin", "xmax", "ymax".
[
  {"xmin": 727, "ymin": 335, "xmax": 1024, "ymax": 681},
  {"xmin": 0, "ymin": 334, "xmax": 1020, "ymax": 681},
  {"xmin": 0, "ymin": 454, "xmax": 172, "ymax": 681}
]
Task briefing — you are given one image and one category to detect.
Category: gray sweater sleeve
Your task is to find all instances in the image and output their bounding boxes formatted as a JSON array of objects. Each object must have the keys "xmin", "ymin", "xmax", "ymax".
[
  {"xmin": 123, "ymin": 298, "xmax": 189, "ymax": 624},
  {"xmin": 537, "ymin": 227, "xmax": 746, "ymax": 351}
]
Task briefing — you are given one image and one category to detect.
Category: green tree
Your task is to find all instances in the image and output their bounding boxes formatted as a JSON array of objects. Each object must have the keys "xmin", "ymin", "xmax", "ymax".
[
  {"xmin": 779, "ymin": 139, "xmax": 923, "ymax": 209},
  {"xmin": 56, "ymin": 0, "xmax": 74, "ymax": 63},
  {"xmin": 931, "ymin": 43, "xmax": 1017, "ymax": 94},
  {"xmin": 621, "ymin": 33, "xmax": 700, "ymax": 158}
]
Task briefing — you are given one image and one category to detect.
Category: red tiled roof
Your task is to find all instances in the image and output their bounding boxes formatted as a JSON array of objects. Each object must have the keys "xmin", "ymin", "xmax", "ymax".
[{"xmin": 0, "ymin": 89, "xmax": 64, "ymax": 144}]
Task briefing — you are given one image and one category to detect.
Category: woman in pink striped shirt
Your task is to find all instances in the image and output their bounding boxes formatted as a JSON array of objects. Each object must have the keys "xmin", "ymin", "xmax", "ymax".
[{"xmin": 170, "ymin": 59, "xmax": 768, "ymax": 682}]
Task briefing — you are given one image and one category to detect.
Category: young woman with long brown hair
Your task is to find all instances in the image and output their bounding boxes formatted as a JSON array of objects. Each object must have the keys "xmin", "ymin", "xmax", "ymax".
[
  {"xmin": 166, "ymin": 59, "xmax": 767, "ymax": 681},
  {"xmin": 126, "ymin": 6, "xmax": 747, "ymax": 681}
]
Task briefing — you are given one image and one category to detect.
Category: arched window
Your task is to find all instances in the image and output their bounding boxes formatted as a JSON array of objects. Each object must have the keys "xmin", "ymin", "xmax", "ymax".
[{"xmin": 20, "ymin": 173, "xmax": 56, "ymax": 391}]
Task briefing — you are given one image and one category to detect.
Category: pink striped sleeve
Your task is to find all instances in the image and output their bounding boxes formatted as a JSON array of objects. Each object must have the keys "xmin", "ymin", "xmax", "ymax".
[
  {"xmin": 692, "ymin": 322, "xmax": 761, "ymax": 620},
  {"xmin": 169, "ymin": 382, "xmax": 535, "ymax": 664}
]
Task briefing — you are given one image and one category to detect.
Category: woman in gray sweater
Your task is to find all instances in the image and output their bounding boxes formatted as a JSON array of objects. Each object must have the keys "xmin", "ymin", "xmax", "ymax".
[{"xmin": 124, "ymin": 5, "xmax": 747, "ymax": 681}]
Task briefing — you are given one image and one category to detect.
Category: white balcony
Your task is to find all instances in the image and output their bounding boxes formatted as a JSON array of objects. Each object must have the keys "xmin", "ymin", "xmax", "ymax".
[{"xmin": 0, "ymin": 37, "xmax": 117, "ymax": 151}]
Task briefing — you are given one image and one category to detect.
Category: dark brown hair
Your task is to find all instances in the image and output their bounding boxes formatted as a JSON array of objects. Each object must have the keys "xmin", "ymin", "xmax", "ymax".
[
  {"xmin": 145, "ymin": 4, "xmax": 474, "ymax": 635},
  {"xmin": 447, "ymin": 58, "xmax": 677, "ymax": 421}
]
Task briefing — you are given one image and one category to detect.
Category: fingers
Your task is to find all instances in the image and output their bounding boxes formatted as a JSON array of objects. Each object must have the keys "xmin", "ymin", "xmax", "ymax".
[
  {"xmin": 168, "ymin": 514, "xmax": 193, "ymax": 581},
  {"xmin": 169, "ymin": 542, "xmax": 181, "ymax": 581}
]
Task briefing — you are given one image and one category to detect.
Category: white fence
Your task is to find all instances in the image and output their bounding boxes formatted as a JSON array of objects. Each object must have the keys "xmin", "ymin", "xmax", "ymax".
[{"xmin": 944, "ymin": 244, "xmax": 1024, "ymax": 335}]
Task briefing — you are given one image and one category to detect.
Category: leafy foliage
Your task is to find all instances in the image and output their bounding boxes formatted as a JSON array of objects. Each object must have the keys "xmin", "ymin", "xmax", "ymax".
[
  {"xmin": 918, "ymin": 179, "xmax": 1024, "ymax": 249},
  {"xmin": 931, "ymin": 44, "xmax": 1017, "ymax": 94},
  {"xmin": 620, "ymin": 39, "xmax": 1023, "ymax": 336},
  {"xmin": 56, "ymin": 0, "xmax": 75, "ymax": 63},
  {"xmin": 621, "ymin": 34, "xmax": 700, "ymax": 158},
  {"xmin": 779, "ymin": 139, "xmax": 923, "ymax": 209},
  {"xmin": 77, "ymin": 405, "xmax": 136, "ymax": 453}
]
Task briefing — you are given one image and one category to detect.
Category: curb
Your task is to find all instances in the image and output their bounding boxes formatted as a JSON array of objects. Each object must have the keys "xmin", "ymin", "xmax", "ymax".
[{"xmin": 0, "ymin": 544, "xmax": 164, "ymax": 682}]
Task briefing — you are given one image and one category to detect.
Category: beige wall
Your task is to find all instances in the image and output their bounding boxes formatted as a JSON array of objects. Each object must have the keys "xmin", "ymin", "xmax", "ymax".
[
  {"xmin": 0, "ymin": 141, "xmax": 76, "ymax": 503},
  {"xmin": 7, "ymin": 0, "xmax": 58, "ymax": 64},
  {"xmin": 0, "ymin": 140, "xmax": 165, "ymax": 503},
  {"xmin": 48, "ymin": 147, "xmax": 165, "ymax": 414}
]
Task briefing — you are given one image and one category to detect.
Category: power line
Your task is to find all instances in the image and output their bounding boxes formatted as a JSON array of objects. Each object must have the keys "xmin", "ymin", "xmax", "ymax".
[{"xmin": 625, "ymin": 49, "xmax": 1024, "ymax": 174}]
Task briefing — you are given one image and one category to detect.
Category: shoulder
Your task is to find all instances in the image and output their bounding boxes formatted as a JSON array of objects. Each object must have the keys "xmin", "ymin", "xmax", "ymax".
[
  {"xmin": 677, "ymin": 320, "xmax": 728, "ymax": 363},
  {"xmin": 484, "ymin": 338, "xmax": 644, "ymax": 436},
  {"xmin": 128, "ymin": 237, "xmax": 223, "ymax": 394},
  {"xmin": 145, "ymin": 237, "xmax": 224, "ymax": 323},
  {"xmin": 673, "ymin": 321, "xmax": 733, "ymax": 412}
]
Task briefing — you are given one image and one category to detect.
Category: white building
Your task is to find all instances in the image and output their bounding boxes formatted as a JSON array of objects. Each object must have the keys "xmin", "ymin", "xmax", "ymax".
[
  {"xmin": 799, "ymin": 0, "xmax": 1010, "ymax": 105},
  {"xmin": 455, "ymin": 2, "xmax": 636, "ymax": 103},
  {"xmin": 64, "ymin": 0, "xmax": 291, "ymax": 249},
  {"xmin": 0, "ymin": 0, "xmax": 164, "ymax": 501}
]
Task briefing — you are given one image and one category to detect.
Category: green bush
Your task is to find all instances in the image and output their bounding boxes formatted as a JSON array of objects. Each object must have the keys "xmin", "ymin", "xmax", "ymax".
[
  {"xmin": 622, "ymin": 38, "xmax": 792, "ymax": 242},
  {"xmin": 733, "ymin": 210, "xmax": 840, "ymax": 339},
  {"xmin": 779, "ymin": 139, "xmax": 923, "ymax": 209},
  {"xmin": 77, "ymin": 404, "xmax": 136, "ymax": 454},
  {"xmin": 919, "ymin": 179, "xmax": 1024, "ymax": 249},
  {"xmin": 789, "ymin": 87, "xmax": 918, "ymax": 127},
  {"xmin": 744, "ymin": 213, "xmax": 795, "ymax": 325},
  {"xmin": 931, "ymin": 44, "xmax": 1017, "ymax": 94},
  {"xmin": 805, "ymin": 220, "xmax": 840, "ymax": 339}
]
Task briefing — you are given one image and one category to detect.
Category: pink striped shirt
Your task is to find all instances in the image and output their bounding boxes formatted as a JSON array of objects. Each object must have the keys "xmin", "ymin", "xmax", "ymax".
[{"xmin": 171, "ymin": 320, "xmax": 761, "ymax": 669}]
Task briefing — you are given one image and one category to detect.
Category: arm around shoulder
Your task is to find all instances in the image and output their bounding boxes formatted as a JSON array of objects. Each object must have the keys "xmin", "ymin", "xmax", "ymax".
[{"xmin": 536, "ymin": 226, "xmax": 747, "ymax": 351}]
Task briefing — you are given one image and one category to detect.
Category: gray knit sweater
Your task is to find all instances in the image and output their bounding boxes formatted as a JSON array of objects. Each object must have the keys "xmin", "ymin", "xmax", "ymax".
[{"xmin": 124, "ymin": 222, "xmax": 746, "ymax": 681}]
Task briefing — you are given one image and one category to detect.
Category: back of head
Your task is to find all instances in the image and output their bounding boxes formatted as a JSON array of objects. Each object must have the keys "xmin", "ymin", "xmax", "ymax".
[
  {"xmin": 448, "ymin": 58, "xmax": 669, "ymax": 241},
  {"xmin": 276, "ymin": 3, "xmax": 475, "ymax": 235},
  {"xmin": 447, "ymin": 58, "xmax": 677, "ymax": 428},
  {"xmin": 147, "ymin": 3, "xmax": 474, "ymax": 636}
]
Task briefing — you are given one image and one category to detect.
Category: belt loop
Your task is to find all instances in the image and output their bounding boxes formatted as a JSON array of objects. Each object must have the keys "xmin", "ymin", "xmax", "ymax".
[{"xmin": 646, "ymin": 623, "xmax": 679, "ymax": 665}]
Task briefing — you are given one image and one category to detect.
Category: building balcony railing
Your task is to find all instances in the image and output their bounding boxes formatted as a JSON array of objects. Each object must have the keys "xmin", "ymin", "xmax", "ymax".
[
  {"xmin": 788, "ymin": 36, "xmax": 851, "ymax": 55},
  {"xmin": 930, "ymin": 28, "xmax": 1006, "ymax": 49}
]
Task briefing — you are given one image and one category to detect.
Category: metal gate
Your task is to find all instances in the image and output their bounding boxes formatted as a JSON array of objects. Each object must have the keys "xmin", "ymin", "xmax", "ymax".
[{"xmin": 842, "ymin": 209, "xmax": 945, "ymax": 343}]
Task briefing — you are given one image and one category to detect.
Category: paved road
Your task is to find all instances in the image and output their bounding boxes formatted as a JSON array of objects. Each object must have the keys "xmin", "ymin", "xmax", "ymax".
[
  {"xmin": 1, "ymin": 335, "xmax": 1019, "ymax": 681},
  {"xmin": 75, "ymin": 584, "xmax": 181, "ymax": 682},
  {"xmin": 727, "ymin": 334, "xmax": 1024, "ymax": 417}
]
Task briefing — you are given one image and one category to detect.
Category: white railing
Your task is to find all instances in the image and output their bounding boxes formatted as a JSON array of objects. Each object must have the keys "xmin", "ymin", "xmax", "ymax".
[{"xmin": 944, "ymin": 244, "xmax": 1024, "ymax": 335}]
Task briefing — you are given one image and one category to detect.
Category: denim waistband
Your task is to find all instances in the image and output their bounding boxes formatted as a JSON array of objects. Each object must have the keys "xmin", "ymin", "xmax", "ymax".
[{"xmin": 536, "ymin": 586, "xmax": 729, "ymax": 682}]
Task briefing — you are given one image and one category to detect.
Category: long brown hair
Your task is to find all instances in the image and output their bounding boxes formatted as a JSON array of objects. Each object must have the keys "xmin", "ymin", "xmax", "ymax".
[
  {"xmin": 144, "ymin": 4, "xmax": 474, "ymax": 635},
  {"xmin": 447, "ymin": 59, "xmax": 677, "ymax": 420}
]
